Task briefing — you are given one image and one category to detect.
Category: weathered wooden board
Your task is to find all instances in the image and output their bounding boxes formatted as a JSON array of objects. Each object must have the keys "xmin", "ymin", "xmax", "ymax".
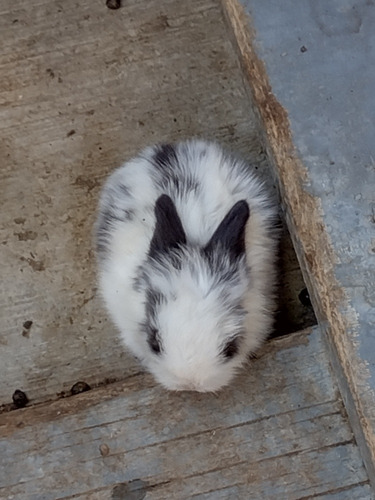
[
  {"xmin": 0, "ymin": 0, "xmax": 314, "ymax": 408},
  {"xmin": 68, "ymin": 482, "xmax": 374, "ymax": 500},
  {"xmin": 0, "ymin": 328, "xmax": 371, "ymax": 499}
]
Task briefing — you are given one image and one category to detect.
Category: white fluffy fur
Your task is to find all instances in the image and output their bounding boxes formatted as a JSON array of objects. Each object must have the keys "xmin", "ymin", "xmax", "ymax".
[{"xmin": 96, "ymin": 140, "xmax": 278, "ymax": 392}]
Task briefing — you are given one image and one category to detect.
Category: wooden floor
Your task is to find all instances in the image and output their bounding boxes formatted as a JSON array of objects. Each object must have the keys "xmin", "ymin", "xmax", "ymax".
[
  {"xmin": 0, "ymin": 0, "xmax": 372, "ymax": 498},
  {"xmin": 0, "ymin": 328, "xmax": 371, "ymax": 499}
]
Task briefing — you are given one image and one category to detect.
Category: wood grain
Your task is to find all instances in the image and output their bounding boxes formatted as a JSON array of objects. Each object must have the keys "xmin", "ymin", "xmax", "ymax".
[{"xmin": 0, "ymin": 328, "xmax": 371, "ymax": 499}]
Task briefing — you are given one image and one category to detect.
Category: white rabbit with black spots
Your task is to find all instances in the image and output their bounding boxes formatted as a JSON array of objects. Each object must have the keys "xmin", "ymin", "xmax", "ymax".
[{"xmin": 96, "ymin": 139, "xmax": 278, "ymax": 392}]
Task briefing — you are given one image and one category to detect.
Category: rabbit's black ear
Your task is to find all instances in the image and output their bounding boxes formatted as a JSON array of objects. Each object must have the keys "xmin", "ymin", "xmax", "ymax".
[
  {"xmin": 204, "ymin": 200, "xmax": 250, "ymax": 260},
  {"xmin": 149, "ymin": 195, "xmax": 186, "ymax": 257}
]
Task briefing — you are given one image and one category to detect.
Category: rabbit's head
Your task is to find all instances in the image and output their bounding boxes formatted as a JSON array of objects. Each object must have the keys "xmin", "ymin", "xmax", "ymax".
[{"xmin": 137, "ymin": 194, "xmax": 251, "ymax": 392}]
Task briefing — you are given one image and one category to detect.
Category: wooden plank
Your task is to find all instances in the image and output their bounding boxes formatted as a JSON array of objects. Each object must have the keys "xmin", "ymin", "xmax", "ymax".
[
  {"xmin": 147, "ymin": 446, "xmax": 370, "ymax": 499},
  {"xmin": 0, "ymin": 328, "xmax": 371, "ymax": 499},
  {"xmin": 312, "ymin": 484, "xmax": 375, "ymax": 500},
  {"xmin": 62, "ymin": 452, "xmax": 373, "ymax": 499}
]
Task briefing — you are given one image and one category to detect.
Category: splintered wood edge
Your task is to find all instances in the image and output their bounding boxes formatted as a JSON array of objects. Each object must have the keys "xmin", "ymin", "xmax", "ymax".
[{"xmin": 221, "ymin": 0, "xmax": 375, "ymax": 482}]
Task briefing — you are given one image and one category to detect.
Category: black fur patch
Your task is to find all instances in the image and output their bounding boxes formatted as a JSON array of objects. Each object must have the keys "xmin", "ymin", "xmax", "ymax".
[
  {"xmin": 217, "ymin": 267, "xmax": 240, "ymax": 286},
  {"xmin": 118, "ymin": 184, "xmax": 131, "ymax": 197},
  {"xmin": 204, "ymin": 200, "xmax": 250, "ymax": 262},
  {"xmin": 151, "ymin": 144, "xmax": 200, "ymax": 196},
  {"xmin": 221, "ymin": 338, "xmax": 239, "ymax": 359},
  {"xmin": 147, "ymin": 327, "xmax": 162, "ymax": 354},
  {"xmin": 153, "ymin": 144, "xmax": 178, "ymax": 172},
  {"xmin": 220, "ymin": 334, "xmax": 243, "ymax": 361},
  {"xmin": 96, "ymin": 239, "xmax": 109, "ymax": 255},
  {"xmin": 145, "ymin": 289, "xmax": 165, "ymax": 323},
  {"xmin": 148, "ymin": 195, "xmax": 186, "ymax": 258},
  {"xmin": 96, "ymin": 209, "xmax": 118, "ymax": 254},
  {"xmin": 132, "ymin": 267, "xmax": 146, "ymax": 292},
  {"xmin": 144, "ymin": 289, "xmax": 166, "ymax": 355},
  {"xmin": 151, "ymin": 145, "xmax": 180, "ymax": 192}
]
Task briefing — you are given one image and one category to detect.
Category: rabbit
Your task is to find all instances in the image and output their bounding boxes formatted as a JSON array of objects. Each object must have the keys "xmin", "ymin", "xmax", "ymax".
[{"xmin": 95, "ymin": 139, "xmax": 279, "ymax": 392}]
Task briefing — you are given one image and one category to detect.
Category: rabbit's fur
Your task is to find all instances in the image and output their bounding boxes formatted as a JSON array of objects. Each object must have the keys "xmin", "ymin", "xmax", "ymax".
[{"xmin": 96, "ymin": 140, "xmax": 278, "ymax": 392}]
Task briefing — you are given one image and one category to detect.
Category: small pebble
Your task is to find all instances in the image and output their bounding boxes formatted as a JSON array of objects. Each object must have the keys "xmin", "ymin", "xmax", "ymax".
[
  {"xmin": 106, "ymin": 0, "xmax": 121, "ymax": 9},
  {"xmin": 22, "ymin": 320, "xmax": 33, "ymax": 338},
  {"xmin": 70, "ymin": 381, "xmax": 91, "ymax": 395},
  {"xmin": 99, "ymin": 443, "xmax": 110, "ymax": 457},
  {"xmin": 12, "ymin": 389, "xmax": 29, "ymax": 408},
  {"xmin": 300, "ymin": 45, "xmax": 307, "ymax": 53}
]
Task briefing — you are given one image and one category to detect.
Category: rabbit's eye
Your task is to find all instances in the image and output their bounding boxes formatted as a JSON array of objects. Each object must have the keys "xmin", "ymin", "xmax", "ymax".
[
  {"xmin": 148, "ymin": 327, "xmax": 162, "ymax": 354},
  {"xmin": 222, "ymin": 338, "xmax": 239, "ymax": 359}
]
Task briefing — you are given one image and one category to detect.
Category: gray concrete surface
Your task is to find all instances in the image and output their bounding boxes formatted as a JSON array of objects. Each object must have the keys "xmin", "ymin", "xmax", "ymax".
[
  {"xmin": 0, "ymin": 0, "xmax": 313, "ymax": 408},
  {"xmin": 225, "ymin": 0, "xmax": 375, "ymax": 483}
]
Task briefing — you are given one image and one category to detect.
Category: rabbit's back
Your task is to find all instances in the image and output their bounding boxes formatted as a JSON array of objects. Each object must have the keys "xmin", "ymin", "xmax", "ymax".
[{"xmin": 97, "ymin": 140, "xmax": 272, "ymax": 255}]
